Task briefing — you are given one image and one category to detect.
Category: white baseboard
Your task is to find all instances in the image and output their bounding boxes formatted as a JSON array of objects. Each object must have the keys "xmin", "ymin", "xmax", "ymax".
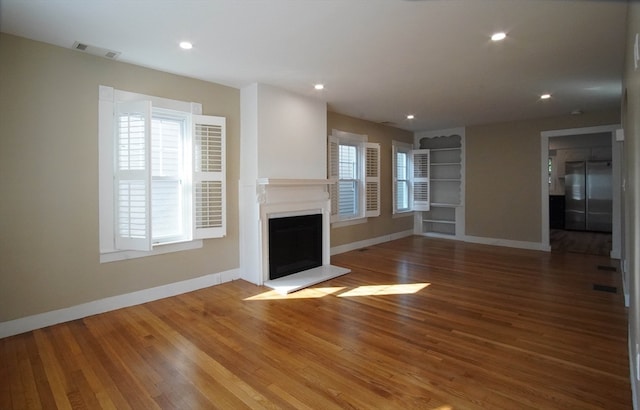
[
  {"xmin": 621, "ymin": 259, "xmax": 630, "ymax": 308},
  {"xmin": 330, "ymin": 231, "xmax": 546, "ymax": 256},
  {"xmin": 462, "ymin": 235, "xmax": 548, "ymax": 251},
  {"xmin": 0, "ymin": 268, "xmax": 240, "ymax": 339},
  {"xmin": 629, "ymin": 335, "xmax": 639, "ymax": 410},
  {"xmin": 330, "ymin": 229, "xmax": 414, "ymax": 255}
]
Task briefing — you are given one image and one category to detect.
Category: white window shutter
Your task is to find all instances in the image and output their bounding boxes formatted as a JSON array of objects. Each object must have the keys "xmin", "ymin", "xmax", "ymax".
[
  {"xmin": 328, "ymin": 135, "xmax": 340, "ymax": 222},
  {"xmin": 193, "ymin": 114, "xmax": 226, "ymax": 239},
  {"xmin": 364, "ymin": 142, "xmax": 380, "ymax": 217},
  {"xmin": 412, "ymin": 149, "xmax": 430, "ymax": 211},
  {"xmin": 114, "ymin": 100, "xmax": 153, "ymax": 251}
]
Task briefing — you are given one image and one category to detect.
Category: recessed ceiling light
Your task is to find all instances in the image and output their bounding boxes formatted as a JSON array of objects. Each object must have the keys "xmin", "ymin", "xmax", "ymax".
[
  {"xmin": 491, "ymin": 32, "xmax": 507, "ymax": 41},
  {"xmin": 314, "ymin": 84, "xmax": 324, "ymax": 90},
  {"xmin": 179, "ymin": 41, "xmax": 193, "ymax": 50},
  {"xmin": 407, "ymin": 114, "xmax": 415, "ymax": 120},
  {"xmin": 540, "ymin": 93, "xmax": 552, "ymax": 100}
]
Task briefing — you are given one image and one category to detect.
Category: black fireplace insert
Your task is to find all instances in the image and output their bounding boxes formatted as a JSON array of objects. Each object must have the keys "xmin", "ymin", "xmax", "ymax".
[{"xmin": 268, "ymin": 214, "xmax": 322, "ymax": 280}]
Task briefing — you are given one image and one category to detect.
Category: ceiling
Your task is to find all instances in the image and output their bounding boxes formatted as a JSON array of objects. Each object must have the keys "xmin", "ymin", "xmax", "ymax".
[{"xmin": 0, "ymin": 0, "xmax": 630, "ymax": 132}]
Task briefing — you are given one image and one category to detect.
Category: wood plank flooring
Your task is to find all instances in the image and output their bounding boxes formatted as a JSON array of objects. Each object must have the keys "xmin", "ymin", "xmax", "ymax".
[
  {"xmin": 550, "ymin": 229, "xmax": 613, "ymax": 256},
  {"xmin": 1, "ymin": 236, "xmax": 631, "ymax": 409}
]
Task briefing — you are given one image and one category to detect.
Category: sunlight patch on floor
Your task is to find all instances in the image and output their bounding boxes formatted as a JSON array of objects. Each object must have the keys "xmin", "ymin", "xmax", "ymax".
[
  {"xmin": 244, "ymin": 283, "xmax": 430, "ymax": 300},
  {"xmin": 337, "ymin": 283, "xmax": 430, "ymax": 297}
]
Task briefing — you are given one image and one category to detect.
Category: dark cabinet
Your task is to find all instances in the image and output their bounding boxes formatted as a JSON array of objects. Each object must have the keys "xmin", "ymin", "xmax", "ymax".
[{"xmin": 549, "ymin": 195, "xmax": 565, "ymax": 229}]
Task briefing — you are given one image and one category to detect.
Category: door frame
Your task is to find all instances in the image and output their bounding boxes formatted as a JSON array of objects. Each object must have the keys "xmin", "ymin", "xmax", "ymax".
[{"xmin": 540, "ymin": 124, "xmax": 622, "ymax": 258}]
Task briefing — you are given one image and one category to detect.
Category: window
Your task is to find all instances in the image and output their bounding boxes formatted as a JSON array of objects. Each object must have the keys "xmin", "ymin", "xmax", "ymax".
[
  {"xmin": 99, "ymin": 86, "xmax": 226, "ymax": 261},
  {"xmin": 392, "ymin": 141, "xmax": 431, "ymax": 214},
  {"xmin": 338, "ymin": 143, "xmax": 359, "ymax": 218},
  {"xmin": 392, "ymin": 141, "xmax": 412, "ymax": 213},
  {"xmin": 328, "ymin": 131, "xmax": 380, "ymax": 223},
  {"xmin": 151, "ymin": 111, "xmax": 188, "ymax": 243}
]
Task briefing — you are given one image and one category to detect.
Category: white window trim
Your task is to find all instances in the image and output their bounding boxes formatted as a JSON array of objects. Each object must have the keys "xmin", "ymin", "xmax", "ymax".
[
  {"xmin": 100, "ymin": 240, "xmax": 203, "ymax": 263},
  {"xmin": 392, "ymin": 140, "xmax": 414, "ymax": 215},
  {"xmin": 98, "ymin": 85, "xmax": 224, "ymax": 263},
  {"xmin": 332, "ymin": 217, "xmax": 369, "ymax": 228},
  {"xmin": 329, "ymin": 130, "xmax": 369, "ymax": 224}
]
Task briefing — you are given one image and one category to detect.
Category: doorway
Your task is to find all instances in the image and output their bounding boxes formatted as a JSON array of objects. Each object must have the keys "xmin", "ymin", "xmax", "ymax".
[{"xmin": 540, "ymin": 125, "xmax": 621, "ymax": 258}]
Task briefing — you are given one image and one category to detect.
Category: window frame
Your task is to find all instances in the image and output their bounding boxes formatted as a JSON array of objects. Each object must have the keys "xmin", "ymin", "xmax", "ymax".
[
  {"xmin": 150, "ymin": 108, "xmax": 191, "ymax": 245},
  {"xmin": 392, "ymin": 140, "xmax": 414, "ymax": 214},
  {"xmin": 337, "ymin": 141, "xmax": 361, "ymax": 220},
  {"xmin": 98, "ymin": 85, "xmax": 225, "ymax": 263},
  {"xmin": 328, "ymin": 130, "xmax": 380, "ymax": 225}
]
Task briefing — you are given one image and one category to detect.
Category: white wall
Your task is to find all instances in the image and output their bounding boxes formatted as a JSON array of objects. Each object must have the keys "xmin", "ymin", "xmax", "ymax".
[{"xmin": 254, "ymin": 83, "xmax": 327, "ymax": 179}]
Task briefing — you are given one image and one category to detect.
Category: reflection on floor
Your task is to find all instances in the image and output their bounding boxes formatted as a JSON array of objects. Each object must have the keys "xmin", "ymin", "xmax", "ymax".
[{"xmin": 550, "ymin": 229, "xmax": 612, "ymax": 256}]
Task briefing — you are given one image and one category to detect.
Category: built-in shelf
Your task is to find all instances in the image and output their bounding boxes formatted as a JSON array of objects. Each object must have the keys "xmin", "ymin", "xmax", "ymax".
[
  {"xmin": 430, "ymin": 147, "xmax": 460, "ymax": 152},
  {"xmin": 423, "ymin": 219, "xmax": 455, "ymax": 224},
  {"xmin": 430, "ymin": 202, "xmax": 461, "ymax": 207},
  {"xmin": 416, "ymin": 130, "xmax": 465, "ymax": 238}
]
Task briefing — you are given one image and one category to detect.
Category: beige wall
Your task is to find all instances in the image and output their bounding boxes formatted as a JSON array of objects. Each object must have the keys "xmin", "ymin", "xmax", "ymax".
[
  {"xmin": 0, "ymin": 34, "xmax": 241, "ymax": 322},
  {"xmin": 622, "ymin": 1, "xmax": 640, "ymax": 405},
  {"xmin": 327, "ymin": 112, "xmax": 414, "ymax": 247},
  {"xmin": 465, "ymin": 110, "xmax": 620, "ymax": 243}
]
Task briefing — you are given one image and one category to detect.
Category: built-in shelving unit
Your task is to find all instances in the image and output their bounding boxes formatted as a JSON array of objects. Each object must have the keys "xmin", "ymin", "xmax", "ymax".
[{"xmin": 414, "ymin": 129, "xmax": 465, "ymax": 238}]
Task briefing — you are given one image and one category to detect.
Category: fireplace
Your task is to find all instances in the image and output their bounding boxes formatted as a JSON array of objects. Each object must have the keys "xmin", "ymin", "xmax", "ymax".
[
  {"xmin": 239, "ymin": 84, "xmax": 349, "ymax": 293},
  {"xmin": 269, "ymin": 214, "xmax": 323, "ymax": 280},
  {"xmin": 236, "ymin": 178, "xmax": 350, "ymax": 294}
]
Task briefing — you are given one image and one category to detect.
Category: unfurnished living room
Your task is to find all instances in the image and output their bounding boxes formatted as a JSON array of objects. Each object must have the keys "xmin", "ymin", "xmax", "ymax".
[{"xmin": 1, "ymin": 1, "xmax": 639, "ymax": 409}]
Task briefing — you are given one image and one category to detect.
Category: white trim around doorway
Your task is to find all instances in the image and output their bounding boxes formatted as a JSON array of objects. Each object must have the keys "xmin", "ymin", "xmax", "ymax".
[{"xmin": 540, "ymin": 124, "xmax": 622, "ymax": 259}]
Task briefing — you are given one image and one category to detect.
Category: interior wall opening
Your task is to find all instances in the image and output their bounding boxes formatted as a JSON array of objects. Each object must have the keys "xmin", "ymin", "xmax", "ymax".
[{"xmin": 541, "ymin": 125, "xmax": 621, "ymax": 259}]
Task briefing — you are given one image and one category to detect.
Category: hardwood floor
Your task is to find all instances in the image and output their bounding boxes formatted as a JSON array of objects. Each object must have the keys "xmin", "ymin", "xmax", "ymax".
[
  {"xmin": 1, "ymin": 237, "xmax": 631, "ymax": 409},
  {"xmin": 550, "ymin": 229, "xmax": 613, "ymax": 256}
]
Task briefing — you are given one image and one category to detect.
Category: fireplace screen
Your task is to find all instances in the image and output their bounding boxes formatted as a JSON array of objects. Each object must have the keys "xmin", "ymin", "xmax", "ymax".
[{"xmin": 268, "ymin": 214, "xmax": 323, "ymax": 280}]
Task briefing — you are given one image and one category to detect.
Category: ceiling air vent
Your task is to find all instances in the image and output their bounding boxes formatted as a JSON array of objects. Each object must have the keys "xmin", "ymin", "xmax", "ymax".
[{"xmin": 72, "ymin": 41, "xmax": 120, "ymax": 60}]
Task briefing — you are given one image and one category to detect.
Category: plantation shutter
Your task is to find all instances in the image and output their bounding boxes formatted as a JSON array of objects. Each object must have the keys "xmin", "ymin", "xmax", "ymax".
[
  {"xmin": 392, "ymin": 144, "xmax": 399, "ymax": 214},
  {"xmin": 364, "ymin": 142, "xmax": 380, "ymax": 217},
  {"xmin": 114, "ymin": 100, "xmax": 153, "ymax": 251},
  {"xmin": 193, "ymin": 115, "xmax": 226, "ymax": 239},
  {"xmin": 328, "ymin": 135, "xmax": 340, "ymax": 222},
  {"xmin": 412, "ymin": 149, "xmax": 430, "ymax": 211}
]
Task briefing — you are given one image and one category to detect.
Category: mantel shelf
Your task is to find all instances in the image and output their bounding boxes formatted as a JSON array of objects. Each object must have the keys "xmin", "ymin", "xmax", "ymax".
[{"xmin": 257, "ymin": 178, "xmax": 336, "ymax": 186}]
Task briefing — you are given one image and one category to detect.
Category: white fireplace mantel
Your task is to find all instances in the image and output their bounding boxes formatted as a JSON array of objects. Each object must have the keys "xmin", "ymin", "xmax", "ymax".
[{"xmin": 249, "ymin": 178, "xmax": 349, "ymax": 294}]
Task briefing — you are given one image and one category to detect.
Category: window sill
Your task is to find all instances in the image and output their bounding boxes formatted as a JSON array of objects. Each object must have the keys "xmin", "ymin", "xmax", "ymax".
[
  {"xmin": 331, "ymin": 217, "xmax": 368, "ymax": 228},
  {"xmin": 100, "ymin": 240, "xmax": 203, "ymax": 263}
]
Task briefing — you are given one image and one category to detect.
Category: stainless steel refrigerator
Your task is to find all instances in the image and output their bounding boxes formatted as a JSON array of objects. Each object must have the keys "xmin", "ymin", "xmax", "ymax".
[{"xmin": 564, "ymin": 160, "xmax": 612, "ymax": 232}]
